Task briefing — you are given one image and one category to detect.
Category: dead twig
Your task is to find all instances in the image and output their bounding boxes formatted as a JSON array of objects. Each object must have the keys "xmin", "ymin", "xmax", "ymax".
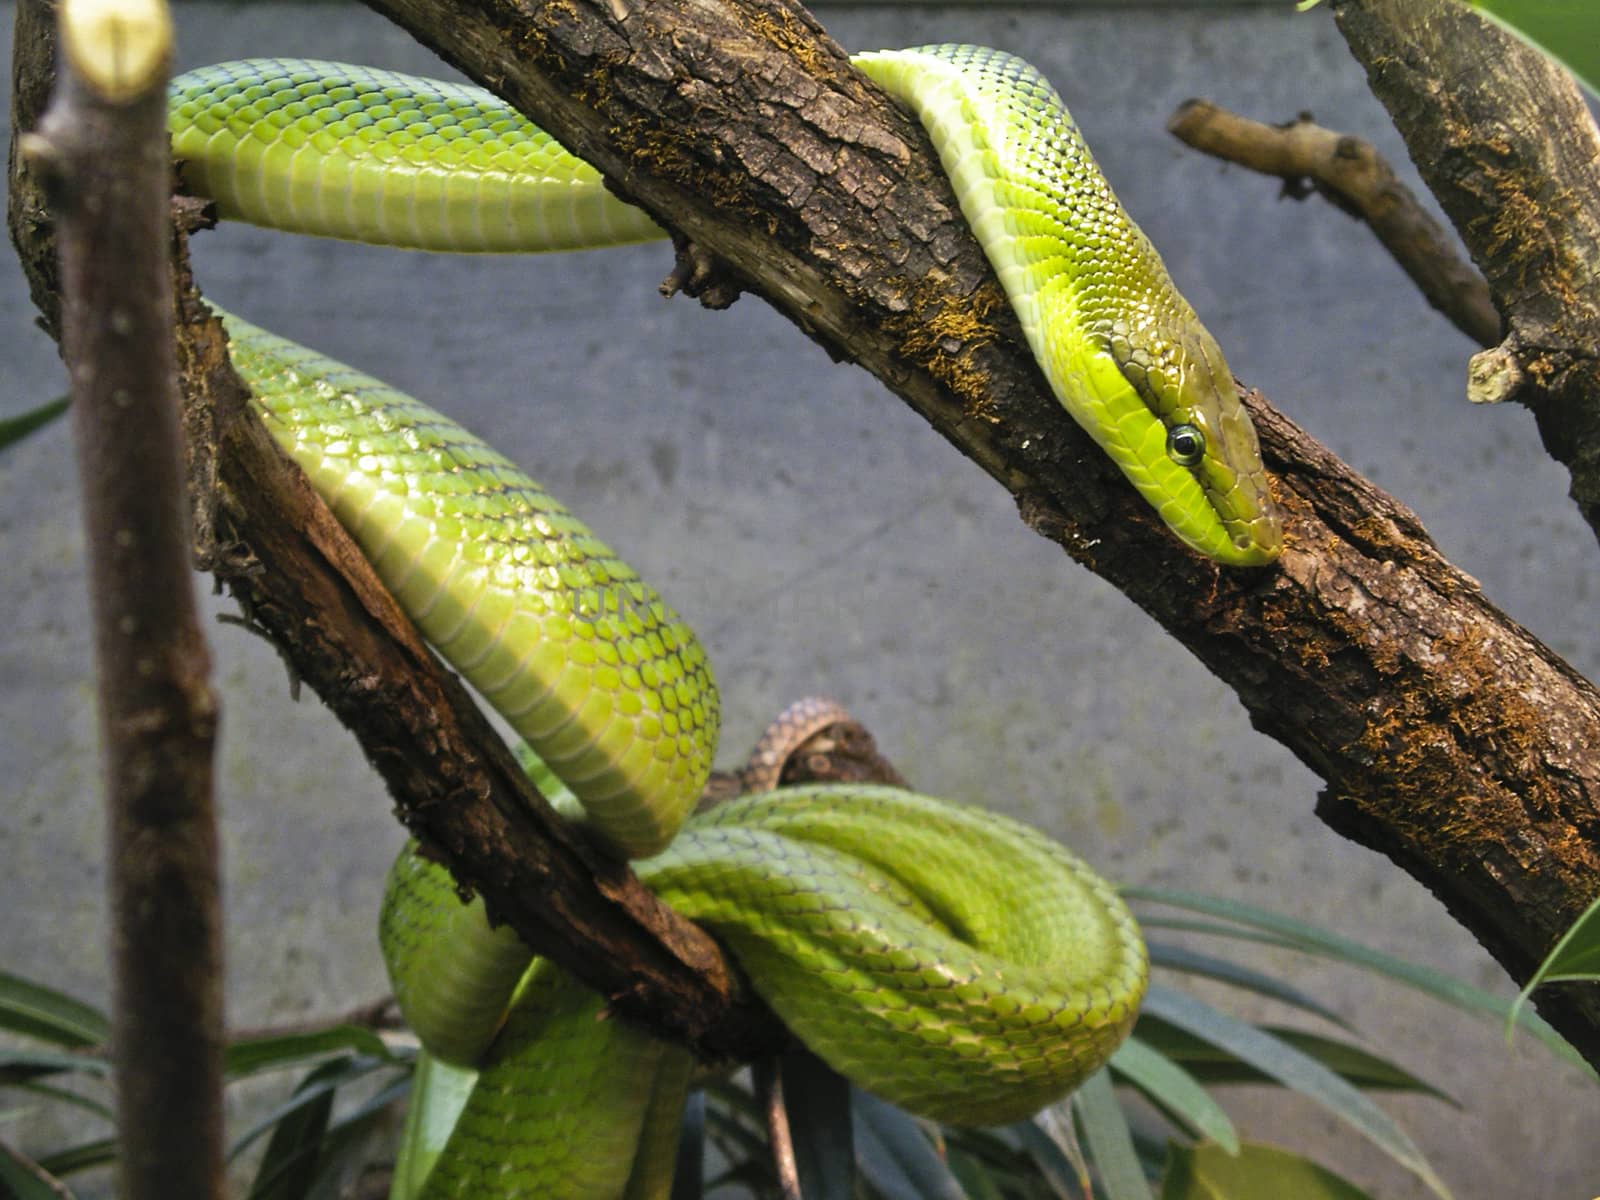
[{"xmin": 1168, "ymin": 98, "xmax": 1500, "ymax": 348}]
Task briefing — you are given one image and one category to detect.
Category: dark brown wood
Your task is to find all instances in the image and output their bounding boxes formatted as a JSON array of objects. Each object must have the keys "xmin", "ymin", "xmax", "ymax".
[
  {"xmin": 171, "ymin": 286, "xmax": 783, "ymax": 1061},
  {"xmin": 346, "ymin": 0, "xmax": 1600, "ymax": 1067},
  {"xmin": 9, "ymin": 0, "xmax": 783, "ymax": 1071},
  {"xmin": 1167, "ymin": 98, "xmax": 1500, "ymax": 348},
  {"xmin": 1331, "ymin": 0, "xmax": 1600, "ymax": 536},
  {"xmin": 18, "ymin": 6, "xmax": 224, "ymax": 1197},
  {"xmin": 10, "ymin": 0, "xmax": 1600, "ymax": 1073}
]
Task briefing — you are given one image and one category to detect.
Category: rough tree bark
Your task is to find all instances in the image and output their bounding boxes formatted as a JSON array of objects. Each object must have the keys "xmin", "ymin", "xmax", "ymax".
[
  {"xmin": 1330, "ymin": 0, "xmax": 1600, "ymax": 531},
  {"xmin": 9, "ymin": 0, "xmax": 1600, "ymax": 1072},
  {"xmin": 345, "ymin": 0, "xmax": 1600, "ymax": 1066}
]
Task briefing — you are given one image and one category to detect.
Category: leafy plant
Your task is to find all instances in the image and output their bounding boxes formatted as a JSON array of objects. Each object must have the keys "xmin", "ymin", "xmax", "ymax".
[
  {"xmin": 0, "ymin": 396, "xmax": 69, "ymax": 455},
  {"xmin": 1508, "ymin": 893, "xmax": 1600, "ymax": 1038},
  {"xmin": 6, "ymin": 878, "xmax": 1580, "ymax": 1199},
  {"xmin": 0, "ymin": 970, "xmax": 410, "ymax": 1200}
]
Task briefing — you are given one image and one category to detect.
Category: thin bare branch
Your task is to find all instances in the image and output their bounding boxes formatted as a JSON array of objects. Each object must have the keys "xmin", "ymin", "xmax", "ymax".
[
  {"xmin": 17, "ymin": 1, "xmax": 223, "ymax": 1195},
  {"xmin": 1167, "ymin": 98, "xmax": 1499, "ymax": 347}
]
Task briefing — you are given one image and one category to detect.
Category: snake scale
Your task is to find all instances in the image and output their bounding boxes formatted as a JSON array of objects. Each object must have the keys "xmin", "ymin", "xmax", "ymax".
[{"xmin": 170, "ymin": 42, "xmax": 1281, "ymax": 1198}]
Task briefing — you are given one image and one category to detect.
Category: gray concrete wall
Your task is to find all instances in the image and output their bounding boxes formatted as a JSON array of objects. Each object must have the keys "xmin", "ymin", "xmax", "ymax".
[{"xmin": 4, "ymin": 3, "xmax": 1597, "ymax": 1195}]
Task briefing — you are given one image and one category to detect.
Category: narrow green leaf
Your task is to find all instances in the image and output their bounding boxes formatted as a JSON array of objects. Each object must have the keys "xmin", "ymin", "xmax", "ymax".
[
  {"xmin": 0, "ymin": 397, "xmax": 70, "ymax": 455},
  {"xmin": 389, "ymin": 1052, "xmax": 473, "ymax": 1200},
  {"xmin": 1459, "ymin": 0, "xmax": 1598, "ymax": 97},
  {"xmin": 0, "ymin": 1140, "xmax": 77, "ymax": 1200},
  {"xmin": 1069, "ymin": 1071, "xmax": 1152, "ymax": 1200},
  {"xmin": 227, "ymin": 1056, "xmax": 393, "ymax": 1163},
  {"xmin": 1160, "ymin": 1140, "xmax": 1375, "ymax": 1200},
  {"xmin": 1507, "ymin": 892, "xmax": 1600, "ymax": 1038},
  {"xmin": 31, "ymin": 1137, "xmax": 115, "ymax": 1179},
  {"xmin": 701, "ymin": 1080, "xmax": 773, "ymax": 1173},
  {"xmin": 1135, "ymin": 917, "xmax": 1299, "ymax": 954},
  {"xmin": 247, "ymin": 1059, "xmax": 343, "ymax": 1200},
  {"xmin": 1145, "ymin": 942, "xmax": 1348, "ymax": 1028},
  {"xmin": 2, "ymin": 1080, "xmax": 114, "ymax": 1123},
  {"xmin": 1135, "ymin": 1020, "xmax": 1453, "ymax": 1103},
  {"xmin": 225, "ymin": 1025, "xmax": 397, "ymax": 1079},
  {"xmin": 244, "ymin": 1069, "xmax": 411, "ymax": 1200},
  {"xmin": 1110, "ymin": 1037, "xmax": 1240, "ymax": 1154},
  {"xmin": 944, "ymin": 1148, "xmax": 1009, "ymax": 1200},
  {"xmin": 852, "ymin": 1090, "xmax": 966, "ymax": 1200},
  {"xmin": 0, "ymin": 1051, "xmax": 111, "ymax": 1080},
  {"xmin": 1127, "ymin": 886, "xmax": 1585, "ymax": 1072},
  {"xmin": 671, "ymin": 1089, "xmax": 705, "ymax": 1200},
  {"xmin": 1140, "ymin": 987, "xmax": 1449, "ymax": 1198},
  {"xmin": 781, "ymin": 1048, "xmax": 853, "ymax": 1200},
  {"xmin": 1011, "ymin": 1116, "xmax": 1091, "ymax": 1199},
  {"xmin": 0, "ymin": 974, "xmax": 108, "ymax": 1050},
  {"xmin": 296, "ymin": 1075, "xmax": 411, "ymax": 1200}
]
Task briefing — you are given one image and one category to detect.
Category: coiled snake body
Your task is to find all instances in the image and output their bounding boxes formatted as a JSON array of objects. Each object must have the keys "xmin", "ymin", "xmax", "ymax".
[{"xmin": 172, "ymin": 43, "xmax": 1278, "ymax": 1198}]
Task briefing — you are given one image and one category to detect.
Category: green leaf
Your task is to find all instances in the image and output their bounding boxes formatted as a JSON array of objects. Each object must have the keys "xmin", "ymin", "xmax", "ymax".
[
  {"xmin": 0, "ymin": 973, "xmax": 108, "ymax": 1050},
  {"xmin": 944, "ymin": 1148, "xmax": 1009, "ymax": 1200},
  {"xmin": 302, "ymin": 1077, "xmax": 411, "ymax": 1200},
  {"xmin": 0, "ymin": 397, "xmax": 69, "ymax": 455},
  {"xmin": 1145, "ymin": 942, "xmax": 1348, "ymax": 1028},
  {"xmin": 1011, "ymin": 1116, "xmax": 1091, "ymax": 1199},
  {"xmin": 247, "ymin": 1059, "xmax": 341, "ymax": 1200},
  {"xmin": 2, "ymin": 1080, "xmax": 114, "ymax": 1123},
  {"xmin": 0, "ymin": 1140, "xmax": 77, "ymax": 1200},
  {"xmin": 0, "ymin": 1050, "xmax": 111, "ymax": 1081},
  {"xmin": 1457, "ymin": 0, "xmax": 1599, "ymax": 97},
  {"xmin": 853, "ymin": 1090, "xmax": 967, "ymax": 1200},
  {"xmin": 1139, "ymin": 987, "xmax": 1449, "ymax": 1199},
  {"xmin": 227, "ymin": 1055, "xmax": 394, "ymax": 1163},
  {"xmin": 32, "ymin": 1137, "xmax": 114, "ymax": 1180},
  {"xmin": 1069, "ymin": 1071, "xmax": 1152, "ymax": 1200},
  {"xmin": 701, "ymin": 1080, "xmax": 773, "ymax": 1179},
  {"xmin": 671, "ymin": 1089, "xmax": 705, "ymax": 1200},
  {"xmin": 389, "ymin": 1052, "xmax": 472, "ymax": 1200},
  {"xmin": 1134, "ymin": 1021, "xmax": 1453, "ymax": 1104},
  {"xmin": 1160, "ymin": 1140, "xmax": 1374, "ymax": 1200},
  {"xmin": 1508, "ymin": 892, "xmax": 1600, "ymax": 1038},
  {"xmin": 1127, "ymin": 887, "xmax": 1585, "ymax": 1073},
  {"xmin": 1110, "ymin": 1037, "xmax": 1240, "ymax": 1154},
  {"xmin": 781, "ymin": 1049, "xmax": 853, "ymax": 1200},
  {"xmin": 239, "ymin": 1062, "xmax": 411, "ymax": 1200},
  {"xmin": 224, "ymin": 1025, "xmax": 398, "ymax": 1079}
]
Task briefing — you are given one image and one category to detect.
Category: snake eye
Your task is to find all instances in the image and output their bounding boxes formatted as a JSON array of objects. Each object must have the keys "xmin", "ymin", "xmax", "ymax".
[{"xmin": 1166, "ymin": 424, "xmax": 1205, "ymax": 468}]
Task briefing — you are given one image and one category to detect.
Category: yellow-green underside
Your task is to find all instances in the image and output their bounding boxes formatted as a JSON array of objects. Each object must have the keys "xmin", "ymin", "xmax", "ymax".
[{"xmin": 223, "ymin": 310, "xmax": 718, "ymax": 858}]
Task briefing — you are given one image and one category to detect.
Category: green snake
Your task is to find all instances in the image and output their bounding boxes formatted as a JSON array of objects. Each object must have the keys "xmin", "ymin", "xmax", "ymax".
[{"xmin": 170, "ymin": 43, "xmax": 1277, "ymax": 1197}]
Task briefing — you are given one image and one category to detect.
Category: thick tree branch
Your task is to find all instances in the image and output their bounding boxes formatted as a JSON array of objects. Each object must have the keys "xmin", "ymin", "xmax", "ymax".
[
  {"xmin": 17, "ymin": 1, "xmax": 223, "ymax": 1196},
  {"xmin": 8, "ymin": 0, "xmax": 784, "ymax": 1067},
  {"xmin": 345, "ymin": 0, "xmax": 1600, "ymax": 1064},
  {"xmin": 1331, "ymin": 0, "xmax": 1600, "ymax": 535},
  {"xmin": 11, "ymin": 0, "xmax": 1600, "ymax": 1075}
]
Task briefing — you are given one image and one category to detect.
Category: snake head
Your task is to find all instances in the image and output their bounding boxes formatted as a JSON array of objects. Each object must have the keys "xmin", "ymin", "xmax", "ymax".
[{"xmin": 1078, "ymin": 297, "xmax": 1283, "ymax": 566}]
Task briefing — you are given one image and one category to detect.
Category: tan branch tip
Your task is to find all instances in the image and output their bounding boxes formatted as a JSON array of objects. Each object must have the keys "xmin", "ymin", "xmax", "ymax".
[{"xmin": 61, "ymin": 0, "xmax": 172, "ymax": 103}]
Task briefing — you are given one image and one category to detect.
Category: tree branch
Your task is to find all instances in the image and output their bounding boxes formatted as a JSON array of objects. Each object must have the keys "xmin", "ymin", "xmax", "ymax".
[
  {"xmin": 11, "ymin": 0, "xmax": 1600, "ymax": 1075},
  {"xmin": 8, "ymin": 0, "xmax": 784, "ymax": 1069},
  {"xmin": 1166, "ymin": 98, "xmax": 1500, "ymax": 348},
  {"xmin": 346, "ymin": 0, "xmax": 1600, "ymax": 1064},
  {"xmin": 16, "ymin": 1, "xmax": 223, "ymax": 1195},
  {"xmin": 1330, "ymin": 0, "xmax": 1600, "ymax": 532}
]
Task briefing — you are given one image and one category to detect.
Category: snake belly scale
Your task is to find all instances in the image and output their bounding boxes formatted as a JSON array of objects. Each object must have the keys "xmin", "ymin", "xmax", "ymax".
[{"xmin": 165, "ymin": 41, "xmax": 1270, "ymax": 1198}]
